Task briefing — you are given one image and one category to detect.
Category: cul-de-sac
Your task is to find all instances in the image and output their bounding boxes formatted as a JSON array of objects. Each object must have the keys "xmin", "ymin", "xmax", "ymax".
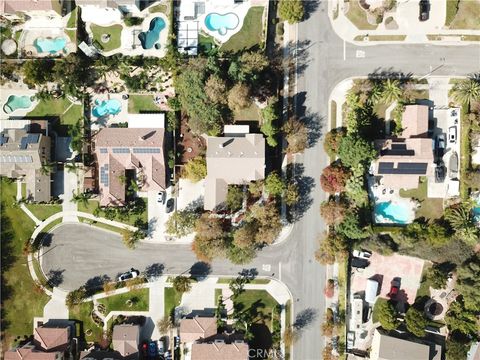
[{"xmin": 0, "ymin": 1, "xmax": 479, "ymax": 360}]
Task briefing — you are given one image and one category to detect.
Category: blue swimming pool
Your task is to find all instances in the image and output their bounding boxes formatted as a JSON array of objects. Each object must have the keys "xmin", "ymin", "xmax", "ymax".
[
  {"xmin": 34, "ymin": 37, "xmax": 67, "ymax": 54},
  {"xmin": 92, "ymin": 99, "xmax": 121, "ymax": 118},
  {"xmin": 138, "ymin": 17, "xmax": 166, "ymax": 50},
  {"xmin": 3, "ymin": 95, "xmax": 33, "ymax": 114},
  {"xmin": 374, "ymin": 201, "xmax": 411, "ymax": 224},
  {"xmin": 205, "ymin": 12, "xmax": 239, "ymax": 36},
  {"xmin": 473, "ymin": 198, "xmax": 480, "ymax": 223}
]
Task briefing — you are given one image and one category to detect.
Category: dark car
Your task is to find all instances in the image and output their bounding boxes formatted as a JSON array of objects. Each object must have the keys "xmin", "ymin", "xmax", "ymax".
[
  {"xmin": 435, "ymin": 165, "xmax": 446, "ymax": 183},
  {"xmin": 148, "ymin": 341, "xmax": 157, "ymax": 358},
  {"xmin": 166, "ymin": 198, "xmax": 175, "ymax": 213},
  {"xmin": 141, "ymin": 342, "xmax": 148, "ymax": 358},
  {"xmin": 389, "ymin": 279, "xmax": 400, "ymax": 298},
  {"xmin": 419, "ymin": 0, "xmax": 429, "ymax": 21},
  {"xmin": 174, "ymin": 336, "xmax": 180, "ymax": 349}
]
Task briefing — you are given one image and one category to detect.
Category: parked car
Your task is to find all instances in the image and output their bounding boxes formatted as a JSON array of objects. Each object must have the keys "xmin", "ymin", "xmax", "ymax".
[
  {"xmin": 389, "ymin": 279, "xmax": 400, "ymax": 298},
  {"xmin": 419, "ymin": 0, "xmax": 429, "ymax": 21},
  {"xmin": 435, "ymin": 134, "xmax": 445, "ymax": 158},
  {"xmin": 435, "ymin": 165, "xmax": 446, "ymax": 183},
  {"xmin": 174, "ymin": 336, "xmax": 180, "ymax": 350},
  {"xmin": 448, "ymin": 126, "xmax": 457, "ymax": 143},
  {"xmin": 148, "ymin": 341, "xmax": 157, "ymax": 358},
  {"xmin": 164, "ymin": 351, "xmax": 172, "ymax": 360},
  {"xmin": 166, "ymin": 198, "xmax": 175, "ymax": 213},
  {"xmin": 117, "ymin": 268, "xmax": 139, "ymax": 282},
  {"xmin": 157, "ymin": 339, "xmax": 165, "ymax": 355},
  {"xmin": 352, "ymin": 249, "xmax": 372, "ymax": 259},
  {"xmin": 141, "ymin": 342, "xmax": 148, "ymax": 358},
  {"xmin": 157, "ymin": 191, "xmax": 166, "ymax": 204},
  {"xmin": 347, "ymin": 332, "xmax": 355, "ymax": 349}
]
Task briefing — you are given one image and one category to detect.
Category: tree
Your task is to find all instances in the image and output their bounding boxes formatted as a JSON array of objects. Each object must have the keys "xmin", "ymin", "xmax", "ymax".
[
  {"xmin": 205, "ymin": 75, "xmax": 227, "ymax": 105},
  {"xmin": 381, "ymin": 78, "xmax": 402, "ymax": 104},
  {"xmin": 264, "ymin": 172, "xmax": 285, "ymax": 197},
  {"xmin": 71, "ymin": 190, "xmax": 91, "ymax": 207},
  {"xmin": 405, "ymin": 307, "xmax": 426, "ymax": 337},
  {"xmin": 315, "ymin": 233, "xmax": 349, "ymax": 265},
  {"xmin": 345, "ymin": 165, "xmax": 368, "ymax": 207},
  {"xmin": 425, "ymin": 263, "xmax": 450, "ymax": 290},
  {"xmin": 233, "ymin": 221, "xmax": 258, "ymax": 249},
  {"xmin": 456, "ymin": 254, "xmax": 480, "ymax": 311},
  {"xmin": 248, "ymin": 180, "xmax": 264, "ymax": 198},
  {"xmin": 249, "ymin": 201, "xmax": 281, "ymax": 245},
  {"xmin": 227, "ymin": 245, "xmax": 256, "ymax": 265},
  {"xmin": 285, "ymin": 182, "xmax": 300, "ymax": 206},
  {"xmin": 227, "ymin": 83, "xmax": 252, "ymax": 111},
  {"xmin": 323, "ymin": 128, "xmax": 346, "ymax": 158},
  {"xmin": 165, "ymin": 209, "xmax": 199, "ymax": 237},
  {"xmin": 260, "ymin": 98, "xmax": 279, "ymax": 147},
  {"xmin": 22, "ymin": 60, "xmax": 55, "ymax": 87},
  {"xmin": 215, "ymin": 295, "xmax": 227, "ymax": 328},
  {"xmin": 335, "ymin": 212, "xmax": 367, "ymax": 240},
  {"xmin": 451, "ymin": 78, "xmax": 480, "ymax": 110},
  {"xmin": 279, "ymin": 0, "xmax": 304, "ymax": 24},
  {"xmin": 226, "ymin": 186, "xmax": 244, "ymax": 212},
  {"xmin": 320, "ymin": 164, "xmax": 351, "ymax": 194},
  {"xmin": 192, "ymin": 215, "xmax": 227, "ymax": 262},
  {"xmin": 321, "ymin": 308, "xmax": 335, "ymax": 336},
  {"xmin": 283, "ymin": 118, "xmax": 308, "ymax": 153},
  {"xmin": 68, "ymin": 120, "xmax": 84, "ymax": 154},
  {"xmin": 444, "ymin": 203, "xmax": 479, "ymax": 245},
  {"xmin": 172, "ymin": 276, "xmax": 192, "ymax": 293},
  {"xmin": 238, "ymin": 51, "xmax": 269, "ymax": 81},
  {"xmin": 446, "ymin": 339, "xmax": 469, "ymax": 360},
  {"xmin": 320, "ymin": 200, "xmax": 348, "ymax": 226},
  {"xmin": 65, "ymin": 287, "xmax": 87, "ymax": 308},
  {"xmin": 338, "ymin": 135, "xmax": 377, "ymax": 169},
  {"xmin": 445, "ymin": 300, "xmax": 478, "ymax": 338},
  {"xmin": 374, "ymin": 300, "xmax": 399, "ymax": 331},
  {"xmin": 182, "ymin": 156, "xmax": 207, "ymax": 182},
  {"xmin": 40, "ymin": 161, "xmax": 55, "ymax": 175},
  {"xmin": 121, "ymin": 229, "xmax": 143, "ymax": 249},
  {"xmin": 157, "ymin": 315, "xmax": 172, "ymax": 334}
]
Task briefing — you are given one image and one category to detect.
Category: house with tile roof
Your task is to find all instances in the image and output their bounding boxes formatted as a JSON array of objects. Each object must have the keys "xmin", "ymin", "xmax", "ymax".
[
  {"xmin": 112, "ymin": 324, "xmax": 140, "ymax": 359},
  {"xmin": 371, "ymin": 104, "xmax": 435, "ymax": 190},
  {"xmin": 33, "ymin": 326, "xmax": 70, "ymax": 352},
  {"xmin": 190, "ymin": 340, "xmax": 249, "ymax": 360},
  {"xmin": 179, "ymin": 316, "xmax": 217, "ymax": 343},
  {"xmin": 94, "ymin": 127, "xmax": 165, "ymax": 206},
  {"xmin": 3, "ymin": 345, "xmax": 61, "ymax": 360},
  {"xmin": 204, "ymin": 125, "xmax": 265, "ymax": 211},
  {"xmin": 0, "ymin": 0, "xmax": 63, "ymax": 19},
  {"xmin": 0, "ymin": 127, "xmax": 51, "ymax": 202}
]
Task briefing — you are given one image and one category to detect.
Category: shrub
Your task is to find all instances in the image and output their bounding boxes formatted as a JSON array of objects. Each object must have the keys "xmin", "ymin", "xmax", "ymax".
[
  {"xmin": 181, "ymin": 156, "xmax": 207, "ymax": 182},
  {"xmin": 405, "ymin": 307, "xmax": 427, "ymax": 337},
  {"xmin": 278, "ymin": 0, "xmax": 304, "ymax": 24},
  {"xmin": 124, "ymin": 17, "xmax": 143, "ymax": 26},
  {"xmin": 320, "ymin": 164, "xmax": 351, "ymax": 194},
  {"xmin": 374, "ymin": 300, "xmax": 399, "ymax": 330}
]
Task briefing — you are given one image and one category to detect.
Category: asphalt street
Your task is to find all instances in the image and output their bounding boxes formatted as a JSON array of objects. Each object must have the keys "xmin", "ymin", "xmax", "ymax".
[{"xmin": 41, "ymin": 2, "xmax": 480, "ymax": 360}]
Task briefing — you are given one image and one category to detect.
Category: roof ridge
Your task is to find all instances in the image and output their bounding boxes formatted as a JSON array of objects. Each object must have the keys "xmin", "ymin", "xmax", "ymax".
[{"xmin": 193, "ymin": 317, "xmax": 206, "ymax": 332}]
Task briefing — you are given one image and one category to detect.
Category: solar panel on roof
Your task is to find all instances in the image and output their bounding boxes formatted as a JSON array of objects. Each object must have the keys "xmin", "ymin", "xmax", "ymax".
[
  {"xmin": 26, "ymin": 134, "xmax": 40, "ymax": 144},
  {"xmin": 20, "ymin": 137, "xmax": 28, "ymax": 149},
  {"xmin": 378, "ymin": 162, "xmax": 428, "ymax": 175},
  {"xmin": 381, "ymin": 149, "xmax": 415, "ymax": 156},
  {"xmin": 133, "ymin": 148, "xmax": 161, "ymax": 154},
  {"xmin": 112, "ymin": 148, "xmax": 130, "ymax": 154},
  {"xmin": 0, "ymin": 134, "xmax": 8, "ymax": 145},
  {"xmin": 391, "ymin": 143, "xmax": 407, "ymax": 150}
]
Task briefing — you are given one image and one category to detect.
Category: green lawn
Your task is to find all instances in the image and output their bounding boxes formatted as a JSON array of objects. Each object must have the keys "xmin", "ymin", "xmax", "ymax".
[
  {"xmin": 416, "ymin": 263, "xmax": 432, "ymax": 299},
  {"xmin": 233, "ymin": 290, "xmax": 278, "ymax": 329},
  {"xmin": 1, "ymin": 177, "xmax": 49, "ymax": 349},
  {"xmin": 128, "ymin": 95, "xmax": 160, "ymax": 114},
  {"xmin": 27, "ymin": 98, "xmax": 82, "ymax": 133},
  {"xmin": 79, "ymin": 217, "xmax": 124, "ymax": 235},
  {"xmin": 447, "ymin": 0, "xmax": 480, "ymax": 29},
  {"xmin": 90, "ymin": 24, "xmax": 122, "ymax": 52},
  {"xmin": 233, "ymin": 103, "xmax": 261, "ymax": 122},
  {"xmin": 65, "ymin": 7, "xmax": 78, "ymax": 43},
  {"xmin": 198, "ymin": 33, "xmax": 217, "ymax": 53},
  {"xmin": 99, "ymin": 288, "xmax": 149, "ymax": 313},
  {"xmin": 221, "ymin": 7, "xmax": 265, "ymax": 52},
  {"xmin": 285, "ymin": 300, "xmax": 292, "ymax": 360},
  {"xmin": 69, "ymin": 301, "xmax": 104, "ymax": 343},
  {"xmin": 148, "ymin": 3, "xmax": 167, "ymax": 14},
  {"xmin": 78, "ymin": 199, "xmax": 147, "ymax": 227},
  {"xmin": 216, "ymin": 278, "xmax": 270, "ymax": 285},
  {"xmin": 345, "ymin": 0, "xmax": 378, "ymax": 30},
  {"xmin": 25, "ymin": 204, "xmax": 62, "ymax": 221},
  {"xmin": 399, "ymin": 177, "xmax": 444, "ymax": 219},
  {"xmin": 39, "ymin": 218, "xmax": 63, "ymax": 236},
  {"xmin": 164, "ymin": 287, "xmax": 182, "ymax": 319},
  {"xmin": 445, "ymin": 0, "xmax": 460, "ymax": 26}
]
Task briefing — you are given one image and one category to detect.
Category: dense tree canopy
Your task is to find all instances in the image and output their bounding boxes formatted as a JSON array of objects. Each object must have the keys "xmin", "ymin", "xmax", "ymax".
[
  {"xmin": 338, "ymin": 135, "xmax": 377, "ymax": 169},
  {"xmin": 374, "ymin": 300, "xmax": 399, "ymax": 331},
  {"xmin": 279, "ymin": 0, "xmax": 304, "ymax": 24},
  {"xmin": 405, "ymin": 307, "xmax": 426, "ymax": 337},
  {"xmin": 320, "ymin": 164, "xmax": 351, "ymax": 194}
]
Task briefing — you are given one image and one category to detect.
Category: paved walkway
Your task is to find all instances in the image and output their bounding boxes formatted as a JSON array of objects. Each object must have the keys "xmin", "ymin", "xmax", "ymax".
[
  {"xmin": 16, "ymin": 179, "xmax": 22, "ymax": 201},
  {"xmin": 62, "ymin": 170, "xmax": 79, "ymax": 222},
  {"xmin": 328, "ymin": 0, "xmax": 480, "ymax": 45},
  {"xmin": 43, "ymin": 288, "xmax": 69, "ymax": 319}
]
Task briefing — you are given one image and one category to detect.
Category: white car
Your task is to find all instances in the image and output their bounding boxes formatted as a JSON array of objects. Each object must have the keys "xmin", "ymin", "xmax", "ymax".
[
  {"xmin": 117, "ymin": 268, "xmax": 139, "ymax": 282},
  {"xmin": 157, "ymin": 191, "xmax": 166, "ymax": 204}
]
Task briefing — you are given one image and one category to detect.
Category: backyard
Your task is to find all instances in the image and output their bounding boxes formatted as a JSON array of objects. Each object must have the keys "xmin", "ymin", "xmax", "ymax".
[
  {"xmin": 27, "ymin": 98, "xmax": 83, "ymax": 135},
  {"xmin": 221, "ymin": 7, "xmax": 265, "ymax": 52},
  {"xmin": 128, "ymin": 95, "xmax": 161, "ymax": 114},
  {"xmin": 65, "ymin": 7, "xmax": 78, "ymax": 43},
  {"xmin": 345, "ymin": 0, "xmax": 378, "ymax": 30},
  {"xmin": 399, "ymin": 177, "xmax": 444, "ymax": 219},
  {"xmin": 1, "ymin": 178, "xmax": 49, "ymax": 349},
  {"xmin": 90, "ymin": 24, "xmax": 122, "ymax": 52},
  {"xmin": 233, "ymin": 102, "xmax": 261, "ymax": 122},
  {"xmin": 99, "ymin": 288, "xmax": 149, "ymax": 313}
]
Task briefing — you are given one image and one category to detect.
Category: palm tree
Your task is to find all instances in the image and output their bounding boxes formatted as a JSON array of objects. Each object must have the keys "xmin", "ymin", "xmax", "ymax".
[
  {"xmin": 368, "ymin": 84, "xmax": 383, "ymax": 105},
  {"xmin": 172, "ymin": 276, "xmax": 192, "ymax": 293},
  {"xmin": 381, "ymin": 79, "xmax": 402, "ymax": 104},
  {"xmin": 451, "ymin": 78, "xmax": 480, "ymax": 111},
  {"xmin": 40, "ymin": 161, "xmax": 55, "ymax": 175},
  {"xmin": 64, "ymin": 160, "xmax": 79, "ymax": 173},
  {"xmin": 444, "ymin": 203, "xmax": 479, "ymax": 245},
  {"xmin": 71, "ymin": 190, "xmax": 91, "ymax": 207}
]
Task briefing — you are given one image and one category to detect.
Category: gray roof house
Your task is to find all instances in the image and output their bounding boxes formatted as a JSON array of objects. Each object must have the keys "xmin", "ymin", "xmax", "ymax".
[
  {"xmin": 204, "ymin": 126, "xmax": 265, "ymax": 211},
  {"xmin": 0, "ymin": 128, "xmax": 51, "ymax": 202},
  {"xmin": 112, "ymin": 324, "xmax": 140, "ymax": 359}
]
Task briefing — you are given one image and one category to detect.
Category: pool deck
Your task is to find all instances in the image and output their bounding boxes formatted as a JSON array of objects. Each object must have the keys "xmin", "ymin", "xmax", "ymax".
[{"xmin": 0, "ymin": 89, "xmax": 38, "ymax": 119}]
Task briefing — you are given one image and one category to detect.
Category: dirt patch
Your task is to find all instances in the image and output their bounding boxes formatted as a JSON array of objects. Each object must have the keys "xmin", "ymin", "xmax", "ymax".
[{"xmin": 178, "ymin": 116, "xmax": 205, "ymax": 164}]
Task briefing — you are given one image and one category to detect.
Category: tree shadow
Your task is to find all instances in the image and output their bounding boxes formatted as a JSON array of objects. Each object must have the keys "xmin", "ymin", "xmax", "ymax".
[
  {"xmin": 273, "ymin": 39, "xmax": 312, "ymax": 78},
  {"xmin": 303, "ymin": 1, "xmax": 320, "ymax": 21},
  {"xmin": 46, "ymin": 269, "xmax": 64, "ymax": 287},
  {"xmin": 185, "ymin": 197, "xmax": 204, "ymax": 212},
  {"xmin": 84, "ymin": 275, "xmax": 110, "ymax": 296},
  {"xmin": 238, "ymin": 268, "xmax": 258, "ymax": 280},
  {"xmin": 293, "ymin": 308, "xmax": 318, "ymax": 330},
  {"xmin": 303, "ymin": 109, "xmax": 324, "ymax": 148},
  {"xmin": 367, "ymin": 68, "xmax": 414, "ymax": 83},
  {"xmin": 143, "ymin": 263, "xmax": 164, "ymax": 280},
  {"xmin": 189, "ymin": 262, "xmax": 211, "ymax": 278},
  {"xmin": 286, "ymin": 163, "xmax": 315, "ymax": 222}
]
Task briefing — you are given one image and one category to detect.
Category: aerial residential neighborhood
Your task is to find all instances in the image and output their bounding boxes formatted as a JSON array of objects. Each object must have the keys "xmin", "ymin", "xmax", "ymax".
[{"xmin": 0, "ymin": 0, "xmax": 479, "ymax": 360}]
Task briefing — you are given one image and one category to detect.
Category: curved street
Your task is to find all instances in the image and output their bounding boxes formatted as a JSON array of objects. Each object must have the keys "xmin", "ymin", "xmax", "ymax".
[{"xmin": 40, "ymin": 2, "xmax": 480, "ymax": 360}]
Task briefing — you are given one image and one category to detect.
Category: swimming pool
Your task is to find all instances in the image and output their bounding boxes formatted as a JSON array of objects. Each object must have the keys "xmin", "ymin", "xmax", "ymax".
[
  {"xmin": 3, "ymin": 95, "xmax": 33, "ymax": 114},
  {"xmin": 92, "ymin": 99, "xmax": 121, "ymax": 118},
  {"xmin": 374, "ymin": 201, "xmax": 412, "ymax": 224},
  {"xmin": 34, "ymin": 37, "xmax": 67, "ymax": 54},
  {"xmin": 138, "ymin": 17, "xmax": 166, "ymax": 50},
  {"xmin": 205, "ymin": 12, "xmax": 239, "ymax": 36},
  {"xmin": 473, "ymin": 197, "xmax": 480, "ymax": 223}
]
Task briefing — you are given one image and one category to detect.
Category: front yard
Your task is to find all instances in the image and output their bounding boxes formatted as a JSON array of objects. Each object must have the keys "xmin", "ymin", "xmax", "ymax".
[
  {"xmin": 90, "ymin": 24, "xmax": 122, "ymax": 52},
  {"xmin": 221, "ymin": 7, "xmax": 265, "ymax": 52},
  {"xmin": 78, "ymin": 199, "xmax": 148, "ymax": 227},
  {"xmin": 345, "ymin": 0, "xmax": 378, "ymax": 30},
  {"xmin": 164, "ymin": 287, "xmax": 182, "ymax": 319},
  {"xmin": 1, "ymin": 178, "xmax": 49, "ymax": 349},
  {"xmin": 99, "ymin": 288, "xmax": 149, "ymax": 313},
  {"xmin": 445, "ymin": 0, "xmax": 480, "ymax": 29},
  {"xmin": 69, "ymin": 301, "xmax": 104, "ymax": 343},
  {"xmin": 25, "ymin": 204, "xmax": 62, "ymax": 221}
]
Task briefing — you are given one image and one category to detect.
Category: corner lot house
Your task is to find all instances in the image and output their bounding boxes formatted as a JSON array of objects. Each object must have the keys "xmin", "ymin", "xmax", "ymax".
[
  {"xmin": 372, "ymin": 105, "xmax": 434, "ymax": 190},
  {"xmin": 204, "ymin": 126, "xmax": 265, "ymax": 211},
  {"xmin": 34, "ymin": 326, "xmax": 70, "ymax": 352},
  {"xmin": 94, "ymin": 128, "xmax": 166, "ymax": 206},
  {"xmin": 112, "ymin": 324, "xmax": 140, "ymax": 359},
  {"xmin": 0, "ymin": 127, "xmax": 51, "ymax": 202},
  {"xmin": 370, "ymin": 329, "xmax": 441, "ymax": 360},
  {"xmin": 180, "ymin": 316, "xmax": 217, "ymax": 343},
  {"xmin": 191, "ymin": 340, "xmax": 249, "ymax": 360}
]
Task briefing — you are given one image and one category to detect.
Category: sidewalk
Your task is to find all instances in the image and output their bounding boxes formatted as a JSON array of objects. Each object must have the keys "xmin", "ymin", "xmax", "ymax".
[{"xmin": 328, "ymin": 0, "xmax": 480, "ymax": 45}]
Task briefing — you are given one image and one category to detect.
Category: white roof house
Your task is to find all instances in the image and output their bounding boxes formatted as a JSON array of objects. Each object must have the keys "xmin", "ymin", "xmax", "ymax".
[{"xmin": 128, "ymin": 113, "xmax": 165, "ymax": 129}]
